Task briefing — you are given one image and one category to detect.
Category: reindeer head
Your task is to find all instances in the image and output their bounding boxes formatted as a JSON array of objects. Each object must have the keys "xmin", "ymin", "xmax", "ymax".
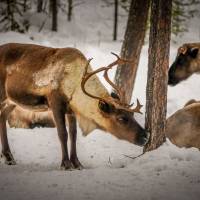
[
  {"xmin": 168, "ymin": 44, "xmax": 199, "ymax": 86},
  {"xmin": 81, "ymin": 53, "xmax": 149, "ymax": 146}
]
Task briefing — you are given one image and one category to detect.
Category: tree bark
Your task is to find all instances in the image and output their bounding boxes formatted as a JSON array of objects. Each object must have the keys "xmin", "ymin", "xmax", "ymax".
[
  {"xmin": 6, "ymin": 0, "xmax": 15, "ymax": 31},
  {"xmin": 23, "ymin": 0, "xmax": 27, "ymax": 12},
  {"xmin": 68, "ymin": 0, "xmax": 73, "ymax": 21},
  {"xmin": 114, "ymin": 0, "xmax": 150, "ymax": 104},
  {"xmin": 50, "ymin": 0, "xmax": 57, "ymax": 31},
  {"xmin": 113, "ymin": 0, "xmax": 118, "ymax": 41},
  {"xmin": 144, "ymin": 0, "xmax": 172, "ymax": 152},
  {"xmin": 37, "ymin": 0, "xmax": 43, "ymax": 13}
]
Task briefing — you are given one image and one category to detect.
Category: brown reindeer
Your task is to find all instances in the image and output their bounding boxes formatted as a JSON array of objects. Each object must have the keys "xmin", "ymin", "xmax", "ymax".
[
  {"xmin": 168, "ymin": 43, "xmax": 200, "ymax": 85},
  {"xmin": 0, "ymin": 43, "xmax": 149, "ymax": 170},
  {"xmin": 166, "ymin": 101, "xmax": 200, "ymax": 149}
]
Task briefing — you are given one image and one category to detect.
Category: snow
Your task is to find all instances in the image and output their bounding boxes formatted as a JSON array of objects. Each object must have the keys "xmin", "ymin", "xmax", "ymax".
[
  {"xmin": 1, "ymin": 129, "xmax": 200, "ymax": 200},
  {"xmin": 0, "ymin": 1, "xmax": 200, "ymax": 200}
]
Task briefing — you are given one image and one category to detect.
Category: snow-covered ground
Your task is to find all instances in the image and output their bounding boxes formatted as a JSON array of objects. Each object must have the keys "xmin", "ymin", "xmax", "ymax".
[{"xmin": 0, "ymin": 1, "xmax": 200, "ymax": 200}]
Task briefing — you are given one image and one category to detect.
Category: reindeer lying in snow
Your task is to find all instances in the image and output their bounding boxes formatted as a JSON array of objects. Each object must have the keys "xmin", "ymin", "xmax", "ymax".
[
  {"xmin": 167, "ymin": 43, "xmax": 200, "ymax": 149},
  {"xmin": 0, "ymin": 43, "xmax": 149, "ymax": 170},
  {"xmin": 8, "ymin": 106, "xmax": 55, "ymax": 128},
  {"xmin": 166, "ymin": 101, "xmax": 200, "ymax": 149}
]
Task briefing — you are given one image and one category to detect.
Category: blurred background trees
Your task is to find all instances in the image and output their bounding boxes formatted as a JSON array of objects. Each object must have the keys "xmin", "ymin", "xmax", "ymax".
[
  {"xmin": 0, "ymin": 0, "xmax": 199, "ymax": 38},
  {"xmin": 172, "ymin": 0, "xmax": 200, "ymax": 36},
  {"xmin": 0, "ymin": 0, "xmax": 30, "ymax": 33}
]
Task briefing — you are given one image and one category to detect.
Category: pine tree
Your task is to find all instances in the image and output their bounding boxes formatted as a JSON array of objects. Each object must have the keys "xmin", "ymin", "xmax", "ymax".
[
  {"xmin": 0, "ymin": 0, "xmax": 29, "ymax": 33},
  {"xmin": 67, "ymin": 0, "xmax": 73, "ymax": 21},
  {"xmin": 172, "ymin": 0, "xmax": 200, "ymax": 37},
  {"xmin": 37, "ymin": 0, "xmax": 43, "ymax": 13},
  {"xmin": 113, "ymin": 0, "xmax": 118, "ymax": 41},
  {"xmin": 50, "ymin": 0, "xmax": 57, "ymax": 31}
]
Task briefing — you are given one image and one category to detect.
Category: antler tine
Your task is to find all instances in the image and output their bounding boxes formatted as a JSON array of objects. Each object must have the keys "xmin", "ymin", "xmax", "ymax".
[
  {"xmin": 127, "ymin": 102, "xmax": 134, "ymax": 108},
  {"xmin": 103, "ymin": 68, "xmax": 123, "ymax": 101},
  {"xmin": 81, "ymin": 58, "xmax": 108, "ymax": 102},
  {"xmin": 131, "ymin": 99, "xmax": 143, "ymax": 114},
  {"xmin": 103, "ymin": 52, "xmax": 134, "ymax": 104},
  {"xmin": 111, "ymin": 52, "xmax": 134, "ymax": 64}
]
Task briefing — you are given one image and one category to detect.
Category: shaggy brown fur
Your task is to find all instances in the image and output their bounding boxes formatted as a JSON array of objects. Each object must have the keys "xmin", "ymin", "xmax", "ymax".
[
  {"xmin": 0, "ymin": 43, "xmax": 148, "ymax": 170},
  {"xmin": 166, "ymin": 102, "xmax": 200, "ymax": 149}
]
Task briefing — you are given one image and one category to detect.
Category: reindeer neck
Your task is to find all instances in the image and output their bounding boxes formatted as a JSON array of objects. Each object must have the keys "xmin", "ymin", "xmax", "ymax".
[{"xmin": 61, "ymin": 58, "xmax": 110, "ymax": 135}]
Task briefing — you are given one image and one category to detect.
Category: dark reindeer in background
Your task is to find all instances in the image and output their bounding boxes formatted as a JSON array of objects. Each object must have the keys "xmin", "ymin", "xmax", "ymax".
[
  {"xmin": 168, "ymin": 43, "xmax": 200, "ymax": 85},
  {"xmin": 0, "ymin": 43, "xmax": 149, "ymax": 170}
]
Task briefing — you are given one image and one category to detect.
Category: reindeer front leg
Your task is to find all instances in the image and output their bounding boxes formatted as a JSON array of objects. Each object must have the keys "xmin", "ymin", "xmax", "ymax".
[
  {"xmin": 0, "ymin": 104, "xmax": 16, "ymax": 165},
  {"xmin": 67, "ymin": 112, "xmax": 83, "ymax": 169},
  {"xmin": 48, "ymin": 92, "xmax": 73, "ymax": 170}
]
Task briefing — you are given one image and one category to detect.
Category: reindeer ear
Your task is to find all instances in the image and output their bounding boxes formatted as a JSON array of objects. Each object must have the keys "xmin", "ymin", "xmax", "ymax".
[
  {"xmin": 98, "ymin": 100, "xmax": 113, "ymax": 114},
  {"xmin": 189, "ymin": 47, "xmax": 199, "ymax": 58},
  {"xmin": 111, "ymin": 92, "xmax": 120, "ymax": 100}
]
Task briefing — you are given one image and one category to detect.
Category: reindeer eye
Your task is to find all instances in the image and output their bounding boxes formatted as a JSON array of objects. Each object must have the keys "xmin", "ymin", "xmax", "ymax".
[
  {"xmin": 117, "ymin": 116, "xmax": 129, "ymax": 124},
  {"xmin": 177, "ymin": 57, "xmax": 185, "ymax": 65},
  {"xmin": 189, "ymin": 48, "xmax": 199, "ymax": 58}
]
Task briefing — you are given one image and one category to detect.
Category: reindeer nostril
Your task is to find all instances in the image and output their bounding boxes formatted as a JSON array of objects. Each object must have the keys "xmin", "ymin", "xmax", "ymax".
[
  {"xmin": 137, "ymin": 131, "xmax": 150, "ymax": 146},
  {"xmin": 146, "ymin": 131, "xmax": 150, "ymax": 140},
  {"xmin": 168, "ymin": 78, "xmax": 179, "ymax": 86}
]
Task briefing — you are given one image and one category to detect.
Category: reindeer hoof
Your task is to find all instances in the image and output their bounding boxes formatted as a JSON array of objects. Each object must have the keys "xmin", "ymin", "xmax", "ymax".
[
  {"xmin": 60, "ymin": 160, "xmax": 74, "ymax": 171},
  {"xmin": 71, "ymin": 157, "xmax": 84, "ymax": 170},
  {"xmin": 1, "ymin": 152, "xmax": 16, "ymax": 165}
]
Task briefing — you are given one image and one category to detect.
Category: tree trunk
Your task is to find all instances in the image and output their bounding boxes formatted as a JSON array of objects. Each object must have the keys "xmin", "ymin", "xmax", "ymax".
[
  {"xmin": 68, "ymin": 0, "xmax": 73, "ymax": 21},
  {"xmin": 37, "ymin": 0, "xmax": 43, "ymax": 13},
  {"xmin": 23, "ymin": 0, "xmax": 27, "ymax": 12},
  {"xmin": 113, "ymin": 0, "xmax": 118, "ymax": 41},
  {"xmin": 144, "ymin": 0, "xmax": 172, "ymax": 152},
  {"xmin": 114, "ymin": 0, "xmax": 150, "ymax": 104},
  {"xmin": 6, "ymin": 0, "xmax": 15, "ymax": 31},
  {"xmin": 50, "ymin": 0, "xmax": 57, "ymax": 31}
]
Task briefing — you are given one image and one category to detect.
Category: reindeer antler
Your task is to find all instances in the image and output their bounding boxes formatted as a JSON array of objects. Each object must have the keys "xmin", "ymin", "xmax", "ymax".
[
  {"xmin": 81, "ymin": 54, "xmax": 143, "ymax": 114},
  {"xmin": 131, "ymin": 99, "xmax": 143, "ymax": 114},
  {"xmin": 103, "ymin": 52, "xmax": 133, "ymax": 104},
  {"xmin": 81, "ymin": 58, "xmax": 106, "ymax": 102}
]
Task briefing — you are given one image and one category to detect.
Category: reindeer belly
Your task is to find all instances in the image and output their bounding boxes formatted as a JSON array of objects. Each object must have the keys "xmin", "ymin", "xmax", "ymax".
[{"xmin": 6, "ymin": 72, "xmax": 49, "ymax": 111}]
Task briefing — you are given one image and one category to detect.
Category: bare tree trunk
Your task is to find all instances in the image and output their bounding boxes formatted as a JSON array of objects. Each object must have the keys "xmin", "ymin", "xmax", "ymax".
[
  {"xmin": 50, "ymin": 0, "xmax": 57, "ymax": 31},
  {"xmin": 37, "ymin": 0, "xmax": 43, "ymax": 13},
  {"xmin": 6, "ymin": 0, "xmax": 15, "ymax": 31},
  {"xmin": 144, "ymin": 0, "xmax": 172, "ymax": 152},
  {"xmin": 23, "ymin": 0, "xmax": 27, "ymax": 12},
  {"xmin": 113, "ymin": 0, "xmax": 118, "ymax": 41},
  {"xmin": 114, "ymin": 0, "xmax": 150, "ymax": 104},
  {"xmin": 68, "ymin": 0, "xmax": 73, "ymax": 21}
]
